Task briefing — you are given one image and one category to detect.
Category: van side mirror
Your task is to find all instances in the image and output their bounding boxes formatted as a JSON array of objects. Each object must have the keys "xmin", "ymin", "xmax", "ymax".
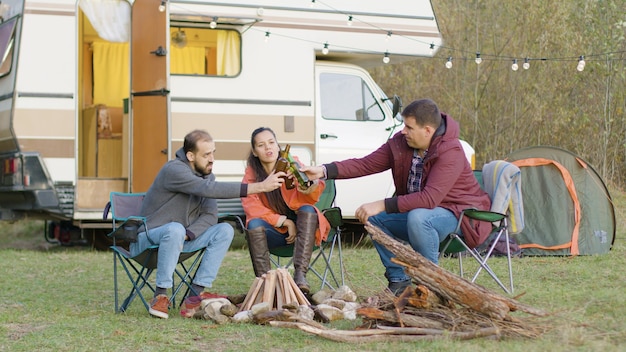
[{"xmin": 392, "ymin": 95, "xmax": 402, "ymax": 121}]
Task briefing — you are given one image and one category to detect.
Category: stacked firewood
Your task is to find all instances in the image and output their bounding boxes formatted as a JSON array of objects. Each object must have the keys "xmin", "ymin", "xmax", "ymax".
[{"xmin": 238, "ymin": 268, "xmax": 310, "ymax": 311}]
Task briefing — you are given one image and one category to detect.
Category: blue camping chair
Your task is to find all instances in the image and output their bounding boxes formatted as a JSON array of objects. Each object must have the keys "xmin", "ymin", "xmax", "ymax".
[{"xmin": 103, "ymin": 192, "xmax": 205, "ymax": 313}]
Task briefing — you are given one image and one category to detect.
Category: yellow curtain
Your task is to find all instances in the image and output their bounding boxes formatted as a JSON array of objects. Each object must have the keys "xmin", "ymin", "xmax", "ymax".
[
  {"xmin": 216, "ymin": 31, "xmax": 240, "ymax": 76},
  {"xmin": 92, "ymin": 42, "xmax": 129, "ymax": 107},
  {"xmin": 170, "ymin": 46, "xmax": 206, "ymax": 74}
]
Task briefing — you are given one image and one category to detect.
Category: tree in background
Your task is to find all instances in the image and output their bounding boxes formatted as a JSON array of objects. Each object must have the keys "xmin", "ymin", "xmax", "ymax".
[{"xmin": 370, "ymin": 0, "xmax": 626, "ymax": 187}]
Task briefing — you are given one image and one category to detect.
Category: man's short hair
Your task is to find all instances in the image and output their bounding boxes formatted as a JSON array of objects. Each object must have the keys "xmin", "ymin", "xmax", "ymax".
[
  {"xmin": 184, "ymin": 129, "xmax": 213, "ymax": 153},
  {"xmin": 401, "ymin": 99, "xmax": 441, "ymax": 127}
]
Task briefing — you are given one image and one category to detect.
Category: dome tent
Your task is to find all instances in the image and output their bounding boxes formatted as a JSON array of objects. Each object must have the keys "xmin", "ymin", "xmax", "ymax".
[{"xmin": 505, "ymin": 146, "xmax": 615, "ymax": 256}]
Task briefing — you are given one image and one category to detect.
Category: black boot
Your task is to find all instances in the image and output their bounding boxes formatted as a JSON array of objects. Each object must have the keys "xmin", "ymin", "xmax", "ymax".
[
  {"xmin": 246, "ymin": 227, "xmax": 271, "ymax": 277},
  {"xmin": 293, "ymin": 211, "xmax": 318, "ymax": 294}
]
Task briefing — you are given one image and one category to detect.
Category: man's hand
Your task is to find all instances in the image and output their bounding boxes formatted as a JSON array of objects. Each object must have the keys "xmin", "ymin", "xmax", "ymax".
[
  {"xmin": 249, "ymin": 170, "xmax": 286, "ymax": 194},
  {"xmin": 299, "ymin": 165, "xmax": 325, "ymax": 180},
  {"xmin": 355, "ymin": 200, "xmax": 385, "ymax": 223},
  {"xmin": 283, "ymin": 219, "xmax": 297, "ymax": 244}
]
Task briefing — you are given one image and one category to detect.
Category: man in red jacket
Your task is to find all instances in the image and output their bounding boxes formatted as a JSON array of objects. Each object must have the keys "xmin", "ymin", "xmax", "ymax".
[{"xmin": 302, "ymin": 99, "xmax": 491, "ymax": 295}]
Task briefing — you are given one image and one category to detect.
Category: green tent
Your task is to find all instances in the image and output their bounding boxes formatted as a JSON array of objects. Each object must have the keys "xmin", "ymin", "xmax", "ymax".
[{"xmin": 505, "ymin": 146, "xmax": 615, "ymax": 256}]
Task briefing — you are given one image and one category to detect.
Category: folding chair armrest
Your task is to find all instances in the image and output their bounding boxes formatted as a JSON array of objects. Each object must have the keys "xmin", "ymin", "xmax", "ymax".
[{"xmin": 463, "ymin": 209, "xmax": 506, "ymax": 223}]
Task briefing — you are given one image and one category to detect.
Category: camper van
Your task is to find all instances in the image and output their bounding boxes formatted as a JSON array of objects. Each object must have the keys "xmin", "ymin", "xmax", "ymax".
[{"xmin": 0, "ymin": 0, "xmax": 472, "ymax": 246}]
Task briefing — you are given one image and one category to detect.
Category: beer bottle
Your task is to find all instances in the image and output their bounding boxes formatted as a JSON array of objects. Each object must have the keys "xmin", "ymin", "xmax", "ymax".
[
  {"xmin": 286, "ymin": 152, "xmax": 312, "ymax": 189},
  {"xmin": 275, "ymin": 145, "xmax": 295, "ymax": 189}
]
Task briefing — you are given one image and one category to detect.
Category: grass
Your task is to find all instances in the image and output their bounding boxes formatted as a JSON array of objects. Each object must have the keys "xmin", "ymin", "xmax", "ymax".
[{"xmin": 0, "ymin": 189, "xmax": 625, "ymax": 351}]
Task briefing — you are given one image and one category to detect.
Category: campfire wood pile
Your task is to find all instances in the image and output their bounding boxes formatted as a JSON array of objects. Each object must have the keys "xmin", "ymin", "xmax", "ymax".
[
  {"xmin": 271, "ymin": 224, "xmax": 551, "ymax": 342},
  {"xmin": 194, "ymin": 224, "xmax": 550, "ymax": 342}
]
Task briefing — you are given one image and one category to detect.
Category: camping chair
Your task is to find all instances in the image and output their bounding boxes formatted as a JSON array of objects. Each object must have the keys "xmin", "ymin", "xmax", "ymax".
[
  {"xmin": 103, "ymin": 192, "xmax": 206, "ymax": 313},
  {"xmin": 439, "ymin": 160, "xmax": 523, "ymax": 294},
  {"xmin": 269, "ymin": 179, "xmax": 345, "ymax": 290}
]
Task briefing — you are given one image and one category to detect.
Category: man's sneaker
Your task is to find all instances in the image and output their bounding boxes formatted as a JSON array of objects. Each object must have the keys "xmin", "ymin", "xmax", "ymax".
[
  {"xmin": 387, "ymin": 279, "xmax": 412, "ymax": 296},
  {"xmin": 181, "ymin": 292, "xmax": 227, "ymax": 318},
  {"xmin": 149, "ymin": 294, "xmax": 170, "ymax": 319}
]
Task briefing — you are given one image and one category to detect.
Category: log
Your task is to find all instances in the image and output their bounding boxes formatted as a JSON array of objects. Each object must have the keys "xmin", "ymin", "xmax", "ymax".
[
  {"xmin": 366, "ymin": 223, "xmax": 547, "ymax": 320},
  {"xmin": 296, "ymin": 324, "xmax": 500, "ymax": 343},
  {"xmin": 357, "ymin": 307, "xmax": 445, "ymax": 329}
]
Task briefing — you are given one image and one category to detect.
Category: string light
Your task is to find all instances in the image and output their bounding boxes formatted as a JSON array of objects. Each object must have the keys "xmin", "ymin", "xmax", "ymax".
[
  {"xmin": 577, "ymin": 55, "xmax": 586, "ymax": 71},
  {"xmin": 158, "ymin": 0, "xmax": 166, "ymax": 12},
  {"xmin": 209, "ymin": 17, "xmax": 217, "ymax": 29},
  {"xmin": 231, "ymin": 5, "xmax": 615, "ymax": 73},
  {"xmin": 383, "ymin": 51, "xmax": 390, "ymax": 64},
  {"xmin": 322, "ymin": 42, "xmax": 329, "ymax": 55}
]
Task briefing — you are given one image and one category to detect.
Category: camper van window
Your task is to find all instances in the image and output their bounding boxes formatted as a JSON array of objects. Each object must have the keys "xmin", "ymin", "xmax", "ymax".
[
  {"xmin": 320, "ymin": 73, "xmax": 384, "ymax": 121},
  {"xmin": 170, "ymin": 27, "xmax": 241, "ymax": 77},
  {"xmin": 0, "ymin": 17, "xmax": 17, "ymax": 78}
]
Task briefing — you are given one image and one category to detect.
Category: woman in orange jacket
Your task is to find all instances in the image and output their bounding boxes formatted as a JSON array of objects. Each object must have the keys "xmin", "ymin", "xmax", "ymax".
[{"xmin": 242, "ymin": 127, "xmax": 330, "ymax": 294}]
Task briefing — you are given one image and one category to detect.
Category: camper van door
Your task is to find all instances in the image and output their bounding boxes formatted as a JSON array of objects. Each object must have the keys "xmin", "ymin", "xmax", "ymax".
[{"xmin": 315, "ymin": 62, "xmax": 396, "ymax": 217}]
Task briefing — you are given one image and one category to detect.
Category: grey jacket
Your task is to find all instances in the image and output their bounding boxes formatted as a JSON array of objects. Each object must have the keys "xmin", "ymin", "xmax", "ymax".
[{"xmin": 140, "ymin": 148, "xmax": 246, "ymax": 239}]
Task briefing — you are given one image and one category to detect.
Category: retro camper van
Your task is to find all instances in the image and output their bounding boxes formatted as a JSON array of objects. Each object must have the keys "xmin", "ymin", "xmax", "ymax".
[{"xmin": 0, "ymin": 0, "xmax": 472, "ymax": 246}]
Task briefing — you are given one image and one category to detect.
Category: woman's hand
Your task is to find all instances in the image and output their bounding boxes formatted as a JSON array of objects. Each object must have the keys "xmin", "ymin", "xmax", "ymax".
[{"xmin": 283, "ymin": 219, "xmax": 297, "ymax": 244}]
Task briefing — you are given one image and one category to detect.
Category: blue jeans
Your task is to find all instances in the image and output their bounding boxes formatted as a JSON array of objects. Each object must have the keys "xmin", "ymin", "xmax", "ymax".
[
  {"xmin": 130, "ymin": 222, "xmax": 234, "ymax": 289},
  {"xmin": 369, "ymin": 207, "xmax": 458, "ymax": 283},
  {"xmin": 247, "ymin": 205, "xmax": 316, "ymax": 248}
]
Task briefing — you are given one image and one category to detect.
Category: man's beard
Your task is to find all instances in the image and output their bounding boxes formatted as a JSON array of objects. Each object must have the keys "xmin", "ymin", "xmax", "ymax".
[{"xmin": 194, "ymin": 161, "xmax": 212, "ymax": 176}]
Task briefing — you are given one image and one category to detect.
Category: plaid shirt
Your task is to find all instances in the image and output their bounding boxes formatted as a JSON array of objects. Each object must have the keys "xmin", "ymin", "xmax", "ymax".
[{"xmin": 407, "ymin": 149, "xmax": 426, "ymax": 193}]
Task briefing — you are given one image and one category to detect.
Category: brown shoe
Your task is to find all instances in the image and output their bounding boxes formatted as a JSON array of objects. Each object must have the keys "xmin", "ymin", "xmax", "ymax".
[{"xmin": 149, "ymin": 294, "xmax": 170, "ymax": 319}]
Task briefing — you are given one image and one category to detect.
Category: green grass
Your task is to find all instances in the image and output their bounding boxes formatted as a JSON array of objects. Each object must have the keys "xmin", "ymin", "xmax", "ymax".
[{"xmin": 0, "ymin": 189, "xmax": 625, "ymax": 351}]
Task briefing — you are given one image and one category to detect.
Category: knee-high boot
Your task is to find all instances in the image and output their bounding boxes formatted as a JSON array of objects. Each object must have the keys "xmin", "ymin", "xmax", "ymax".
[
  {"xmin": 293, "ymin": 211, "xmax": 318, "ymax": 294},
  {"xmin": 246, "ymin": 227, "xmax": 271, "ymax": 277}
]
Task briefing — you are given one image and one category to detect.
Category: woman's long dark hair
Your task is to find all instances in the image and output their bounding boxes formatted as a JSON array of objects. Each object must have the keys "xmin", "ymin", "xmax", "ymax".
[{"xmin": 247, "ymin": 127, "xmax": 290, "ymax": 215}]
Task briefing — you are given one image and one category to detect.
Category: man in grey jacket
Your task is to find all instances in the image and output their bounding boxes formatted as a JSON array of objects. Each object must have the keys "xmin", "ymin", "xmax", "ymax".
[{"xmin": 131, "ymin": 129, "xmax": 286, "ymax": 319}]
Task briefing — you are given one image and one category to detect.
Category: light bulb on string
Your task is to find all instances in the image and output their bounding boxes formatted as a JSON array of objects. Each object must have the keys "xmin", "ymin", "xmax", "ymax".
[
  {"xmin": 322, "ymin": 42, "xmax": 329, "ymax": 55},
  {"xmin": 264, "ymin": 31, "xmax": 270, "ymax": 43},
  {"xmin": 347, "ymin": 15, "xmax": 353, "ymax": 26},
  {"xmin": 577, "ymin": 55, "xmax": 586, "ymax": 71},
  {"xmin": 209, "ymin": 17, "xmax": 217, "ymax": 29},
  {"xmin": 523, "ymin": 58, "xmax": 530, "ymax": 70},
  {"xmin": 445, "ymin": 57, "xmax": 453, "ymax": 69},
  {"xmin": 383, "ymin": 52, "xmax": 390, "ymax": 64},
  {"xmin": 158, "ymin": 0, "xmax": 166, "ymax": 12},
  {"xmin": 386, "ymin": 31, "xmax": 392, "ymax": 41},
  {"xmin": 429, "ymin": 43, "xmax": 435, "ymax": 55},
  {"xmin": 511, "ymin": 59, "xmax": 519, "ymax": 71},
  {"xmin": 310, "ymin": 0, "xmax": 315, "ymax": 7},
  {"xmin": 475, "ymin": 52, "xmax": 482, "ymax": 64}
]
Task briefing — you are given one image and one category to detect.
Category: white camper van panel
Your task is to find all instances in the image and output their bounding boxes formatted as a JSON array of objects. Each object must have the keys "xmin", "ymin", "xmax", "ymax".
[{"xmin": 0, "ymin": 0, "xmax": 472, "ymax": 246}]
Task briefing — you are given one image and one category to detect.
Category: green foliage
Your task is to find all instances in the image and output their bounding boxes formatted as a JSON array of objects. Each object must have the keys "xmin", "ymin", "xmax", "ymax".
[{"xmin": 370, "ymin": 0, "xmax": 626, "ymax": 188}]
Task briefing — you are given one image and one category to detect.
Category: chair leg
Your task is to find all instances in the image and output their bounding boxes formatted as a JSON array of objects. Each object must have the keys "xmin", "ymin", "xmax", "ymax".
[{"xmin": 469, "ymin": 228, "xmax": 513, "ymax": 294}]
